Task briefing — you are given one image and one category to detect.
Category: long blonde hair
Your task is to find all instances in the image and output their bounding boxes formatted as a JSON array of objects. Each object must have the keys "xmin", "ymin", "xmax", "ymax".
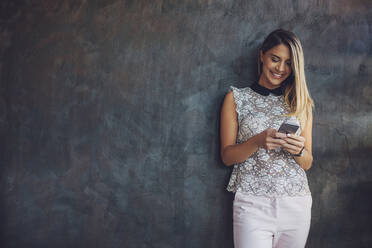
[{"xmin": 258, "ymin": 29, "xmax": 314, "ymax": 128}]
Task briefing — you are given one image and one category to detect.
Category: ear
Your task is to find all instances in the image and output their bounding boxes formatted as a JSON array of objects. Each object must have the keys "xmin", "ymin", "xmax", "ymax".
[{"xmin": 259, "ymin": 49, "xmax": 264, "ymax": 63}]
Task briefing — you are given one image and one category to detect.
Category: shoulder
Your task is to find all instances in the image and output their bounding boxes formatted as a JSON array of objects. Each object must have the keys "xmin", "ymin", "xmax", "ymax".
[
  {"xmin": 226, "ymin": 85, "xmax": 254, "ymax": 105},
  {"xmin": 229, "ymin": 85, "xmax": 251, "ymax": 92},
  {"xmin": 228, "ymin": 85, "xmax": 252, "ymax": 98},
  {"xmin": 223, "ymin": 86, "xmax": 249, "ymax": 108}
]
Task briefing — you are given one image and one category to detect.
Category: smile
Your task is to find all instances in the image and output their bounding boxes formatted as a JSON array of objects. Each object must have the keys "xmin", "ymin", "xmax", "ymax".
[{"xmin": 271, "ymin": 71, "xmax": 285, "ymax": 79}]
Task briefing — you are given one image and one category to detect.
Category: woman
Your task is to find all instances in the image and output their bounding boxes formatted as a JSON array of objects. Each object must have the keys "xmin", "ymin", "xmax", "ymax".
[{"xmin": 220, "ymin": 29, "xmax": 314, "ymax": 248}]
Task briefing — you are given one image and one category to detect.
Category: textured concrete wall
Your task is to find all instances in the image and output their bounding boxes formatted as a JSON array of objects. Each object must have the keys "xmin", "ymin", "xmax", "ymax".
[{"xmin": 1, "ymin": 1, "xmax": 371, "ymax": 247}]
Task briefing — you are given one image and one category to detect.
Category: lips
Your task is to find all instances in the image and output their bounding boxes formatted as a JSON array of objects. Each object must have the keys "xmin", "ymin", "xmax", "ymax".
[{"xmin": 270, "ymin": 71, "xmax": 285, "ymax": 79}]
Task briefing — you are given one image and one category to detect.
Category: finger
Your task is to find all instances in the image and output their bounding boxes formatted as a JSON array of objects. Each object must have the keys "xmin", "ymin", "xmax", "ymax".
[
  {"xmin": 267, "ymin": 137, "xmax": 285, "ymax": 146},
  {"xmin": 274, "ymin": 132, "xmax": 287, "ymax": 139},
  {"xmin": 267, "ymin": 128, "xmax": 278, "ymax": 137},
  {"xmin": 286, "ymin": 133, "xmax": 305, "ymax": 142},
  {"xmin": 267, "ymin": 146, "xmax": 281, "ymax": 151},
  {"xmin": 281, "ymin": 142, "xmax": 302, "ymax": 153},
  {"xmin": 267, "ymin": 143, "xmax": 282, "ymax": 149},
  {"xmin": 284, "ymin": 137, "xmax": 303, "ymax": 147},
  {"xmin": 283, "ymin": 147, "xmax": 298, "ymax": 154}
]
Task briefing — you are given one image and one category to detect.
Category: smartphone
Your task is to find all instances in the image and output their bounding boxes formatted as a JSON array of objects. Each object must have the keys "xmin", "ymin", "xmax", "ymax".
[{"xmin": 278, "ymin": 122, "xmax": 299, "ymax": 134}]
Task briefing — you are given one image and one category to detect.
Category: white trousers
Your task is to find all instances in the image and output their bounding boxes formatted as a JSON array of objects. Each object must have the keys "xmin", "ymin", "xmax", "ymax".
[{"xmin": 233, "ymin": 191, "xmax": 312, "ymax": 248}]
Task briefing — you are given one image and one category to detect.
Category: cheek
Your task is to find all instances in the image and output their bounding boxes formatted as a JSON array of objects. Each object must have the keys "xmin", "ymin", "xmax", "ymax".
[{"xmin": 263, "ymin": 60, "xmax": 275, "ymax": 70}]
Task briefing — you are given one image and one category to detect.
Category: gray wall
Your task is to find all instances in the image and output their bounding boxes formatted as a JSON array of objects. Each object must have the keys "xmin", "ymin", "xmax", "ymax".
[{"xmin": 1, "ymin": 1, "xmax": 372, "ymax": 247}]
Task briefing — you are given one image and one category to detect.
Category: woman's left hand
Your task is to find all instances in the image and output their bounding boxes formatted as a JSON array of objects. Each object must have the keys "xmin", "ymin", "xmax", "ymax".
[{"xmin": 275, "ymin": 132, "xmax": 305, "ymax": 155}]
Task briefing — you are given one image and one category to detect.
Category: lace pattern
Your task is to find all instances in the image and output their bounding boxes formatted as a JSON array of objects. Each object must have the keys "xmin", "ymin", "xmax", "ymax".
[{"xmin": 227, "ymin": 86, "xmax": 311, "ymax": 197}]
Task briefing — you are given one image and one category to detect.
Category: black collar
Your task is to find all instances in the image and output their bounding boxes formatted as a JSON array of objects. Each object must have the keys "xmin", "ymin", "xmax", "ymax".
[{"xmin": 250, "ymin": 82, "xmax": 284, "ymax": 96}]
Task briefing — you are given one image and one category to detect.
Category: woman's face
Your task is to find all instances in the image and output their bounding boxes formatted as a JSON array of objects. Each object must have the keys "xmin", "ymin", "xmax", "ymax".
[{"xmin": 259, "ymin": 43, "xmax": 292, "ymax": 89}]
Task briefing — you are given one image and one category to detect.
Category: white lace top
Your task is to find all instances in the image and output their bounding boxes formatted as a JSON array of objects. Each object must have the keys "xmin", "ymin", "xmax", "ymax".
[{"xmin": 226, "ymin": 85, "xmax": 311, "ymax": 197}]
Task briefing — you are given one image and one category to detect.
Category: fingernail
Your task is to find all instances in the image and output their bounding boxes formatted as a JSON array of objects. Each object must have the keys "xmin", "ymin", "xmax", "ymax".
[{"xmin": 287, "ymin": 133, "xmax": 291, "ymax": 137}]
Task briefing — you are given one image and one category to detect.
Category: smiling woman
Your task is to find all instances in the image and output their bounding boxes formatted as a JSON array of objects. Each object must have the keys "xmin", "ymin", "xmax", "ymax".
[
  {"xmin": 259, "ymin": 44, "xmax": 292, "ymax": 89},
  {"xmin": 220, "ymin": 29, "xmax": 315, "ymax": 248}
]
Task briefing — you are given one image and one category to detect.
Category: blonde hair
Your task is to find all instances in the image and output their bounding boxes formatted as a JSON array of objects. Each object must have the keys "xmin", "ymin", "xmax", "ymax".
[{"xmin": 258, "ymin": 29, "xmax": 314, "ymax": 128}]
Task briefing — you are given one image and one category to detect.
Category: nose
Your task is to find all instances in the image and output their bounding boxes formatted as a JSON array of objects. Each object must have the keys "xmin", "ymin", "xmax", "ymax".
[{"xmin": 275, "ymin": 62, "xmax": 286, "ymax": 72}]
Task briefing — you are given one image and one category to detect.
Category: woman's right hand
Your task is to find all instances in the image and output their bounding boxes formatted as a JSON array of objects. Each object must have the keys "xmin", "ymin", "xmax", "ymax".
[{"xmin": 256, "ymin": 128, "xmax": 285, "ymax": 151}]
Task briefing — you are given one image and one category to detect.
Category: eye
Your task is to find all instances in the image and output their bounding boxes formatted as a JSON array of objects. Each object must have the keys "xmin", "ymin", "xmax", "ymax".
[{"xmin": 271, "ymin": 57, "xmax": 279, "ymax": 62}]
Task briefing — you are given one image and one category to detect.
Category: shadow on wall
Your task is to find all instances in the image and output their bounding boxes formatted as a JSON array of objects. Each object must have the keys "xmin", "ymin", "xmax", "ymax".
[
  {"xmin": 309, "ymin": 180, "xmax": 372, "ymax": 248},
  {"xmin": 231, "ymin": 44, "xmax": 260, "ymax": 84}
]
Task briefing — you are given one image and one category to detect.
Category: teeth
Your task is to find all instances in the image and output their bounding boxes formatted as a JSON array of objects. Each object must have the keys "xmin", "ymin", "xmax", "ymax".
[{"xmin": 272, "ymin": 72, "xmax": 282, "ymax": 78}]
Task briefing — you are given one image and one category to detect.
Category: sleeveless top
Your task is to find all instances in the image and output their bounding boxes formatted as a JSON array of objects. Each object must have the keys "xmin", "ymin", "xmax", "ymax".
[{"xmin": 226, "ymin": 84, "xmax": 311, "ymax": 197}]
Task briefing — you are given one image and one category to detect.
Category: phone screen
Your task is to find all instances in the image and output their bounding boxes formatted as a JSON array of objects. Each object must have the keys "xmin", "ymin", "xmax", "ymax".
[{"xmin": 278, "ymin": 123, "xmax": 299, "ymax": 134}]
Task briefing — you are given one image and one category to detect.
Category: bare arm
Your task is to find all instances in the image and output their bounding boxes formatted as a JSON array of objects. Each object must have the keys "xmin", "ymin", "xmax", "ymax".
[{"xmin": 220, "ymin": 90, "xmax": 284, "ymax": 166}]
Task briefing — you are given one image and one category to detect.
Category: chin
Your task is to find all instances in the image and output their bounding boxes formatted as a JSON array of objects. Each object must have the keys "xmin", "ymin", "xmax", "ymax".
[{"xmin": 267, "ymin": 78, "xmax": 285, "ymax": 87}]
